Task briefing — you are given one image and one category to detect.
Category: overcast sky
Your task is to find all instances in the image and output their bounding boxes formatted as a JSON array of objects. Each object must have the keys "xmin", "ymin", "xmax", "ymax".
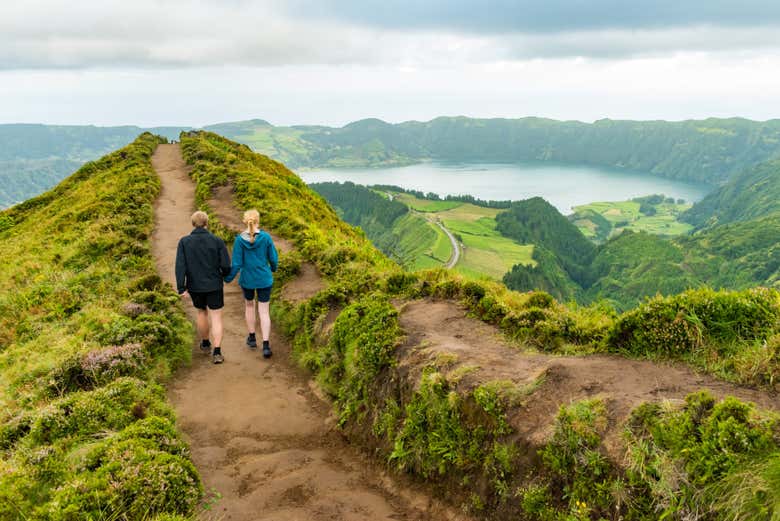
[{"xmin": 2, "ymin": 0, "xmax": 780, "ymax": 127}]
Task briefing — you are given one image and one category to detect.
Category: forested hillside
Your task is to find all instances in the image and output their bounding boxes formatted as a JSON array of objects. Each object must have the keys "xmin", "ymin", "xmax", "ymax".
[
  {"xmin": 0, "ymin": 124, "xmax": 185, "ymax": 208},
  {"xmin": 682, "ymin": 158, "xmax": 780, "ymax": 228},
  {"xmin": 309, "ymin": 182, "xmax": 451, "ymax": 269},
  {"xmin": 214, "ymin": 116, "xmax": 780, "ymax": 183},
  {"xmin": 501, "ymin": 194, "xmax": 780, "ymax": 310}
]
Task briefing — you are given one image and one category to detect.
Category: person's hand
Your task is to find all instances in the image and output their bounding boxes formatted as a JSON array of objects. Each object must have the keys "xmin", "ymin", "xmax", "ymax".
[{"xmin": 179, "ymin": 291, "xmax": 189, "ymax": 299}]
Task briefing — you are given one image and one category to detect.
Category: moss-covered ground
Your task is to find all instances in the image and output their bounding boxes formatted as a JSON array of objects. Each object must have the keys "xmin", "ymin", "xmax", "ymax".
[{"xmin": 0, "ymin": 134, "xmax": 200, "ymax": 520}]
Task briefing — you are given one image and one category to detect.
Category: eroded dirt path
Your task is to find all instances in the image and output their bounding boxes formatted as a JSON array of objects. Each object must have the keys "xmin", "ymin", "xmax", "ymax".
[
  {"xmin": 151, "ymin": 144, "xmax": 458, "ymax": 521},
  {"xmin": 399, "ymin": 300, "xmax": 780, "ymax": 455}
]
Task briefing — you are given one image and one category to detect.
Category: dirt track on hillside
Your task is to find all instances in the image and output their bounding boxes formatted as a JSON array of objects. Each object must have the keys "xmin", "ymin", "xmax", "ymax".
[
  {"xmin": 151, "ymin": 144, "xmax": 461, "ymax": 521},
  {"xmin": 398, "ymin": 300, "xmax": 780, "ymax": 456}
]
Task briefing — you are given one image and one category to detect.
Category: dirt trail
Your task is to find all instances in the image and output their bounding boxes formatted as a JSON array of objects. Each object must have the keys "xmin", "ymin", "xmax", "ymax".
[
  {"xmin": 399, "ymin": 300, "xmax": 780, "ymax": 455},
  {"xmin": 151, "ymin": 144, "xmax": 459, "ymax": 521}
]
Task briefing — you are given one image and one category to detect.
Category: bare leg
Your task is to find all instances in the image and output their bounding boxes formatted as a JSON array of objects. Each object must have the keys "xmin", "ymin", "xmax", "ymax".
[
  {"xmin": 258, "ymin": 301, "xmax": 271, "ymax": 342},
  {"xmin": 244, "ymin": 299, "xmax": 256, "ymax": 334},
  {"xmin": 210, "ymin": 308, "xmax": 224, "ymax": 347},
  {"xmin": 196, "ymin": 309, "xmax": 210, "ymax": 342}
]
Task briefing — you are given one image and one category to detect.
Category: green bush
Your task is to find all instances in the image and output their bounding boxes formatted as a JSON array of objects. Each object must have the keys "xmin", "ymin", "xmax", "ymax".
[
  {"xmin": 539, "ymin": 399, "xmax": 616, "ymax": 517},
  {"xmin": 625, "ymin": 391, "xmax": 780, "ymax": 518},
  {"xmin": 609, "ymin": 287, "xmax": 780, "ymax": 356},
  {"xmin": 45, "ymin": 441, "xmax": 200, "ymax": 520},
  {"xmin": 27, "ymin": 378, "xmax": 172, "ymax": 445}
]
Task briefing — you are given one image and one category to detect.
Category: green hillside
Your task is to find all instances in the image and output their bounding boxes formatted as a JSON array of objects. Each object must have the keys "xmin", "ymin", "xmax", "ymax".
[
  {"xmin": 682, "ymin": 158, "xmax": 780, "ymax": 228},
  {"xmin": 213, "ymin": 116, "xmax": 780, "ymax": 183},
  {"xmin": 571, "ymin": 195, "xmax": 693, "ymax": 242},
  {"xmin": 0, "ymin": 124, "xmax": 186, "ymax": 208},
  {"xmin": 0, "ymin": 134, "xmax": 199, "ymax": 518},
  {"xmin": 3, "ymin": 131, "xmax": 778, "ymax": 520},
  {"xmin": 180, "ymin": 131, "xmax": 780, "ymax": 520},
  {"xmin": 500, "ymin": 195, "xmax": 780, "ymax": 310},
  {"xmin": 311, "ymin": 182, "xmax": 534, "ymax": 279},
  {"xmin": 6, "ymin": 116, "xmax": 780, "ymax": 210}
]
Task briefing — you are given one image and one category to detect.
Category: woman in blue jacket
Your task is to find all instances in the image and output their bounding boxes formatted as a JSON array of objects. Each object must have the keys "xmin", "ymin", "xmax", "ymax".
[{"xmin": 224, "ymin": 209, "xmax": 278, "ymax": 358}]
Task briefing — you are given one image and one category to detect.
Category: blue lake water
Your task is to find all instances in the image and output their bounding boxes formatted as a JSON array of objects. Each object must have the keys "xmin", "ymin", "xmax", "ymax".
[{"xmin": 298, "ymin": 161, "xmax": 713, "ymax": 214}]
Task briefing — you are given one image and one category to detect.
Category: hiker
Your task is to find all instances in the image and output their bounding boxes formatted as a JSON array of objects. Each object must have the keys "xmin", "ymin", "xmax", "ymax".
[
  {"xmin": 175, "ymin": 210, "xmax": 231, "ymax": 364},
  {"xmin": 224, "ymin": 209, "xmax": 278, "ymax": 359}
]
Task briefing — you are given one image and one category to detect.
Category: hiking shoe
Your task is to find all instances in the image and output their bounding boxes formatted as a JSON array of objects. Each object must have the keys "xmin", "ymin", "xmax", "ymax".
[
  {"xmin": 200, "ymin": 339, "xmax": 211, "ymax": 353},
  {"xmin": 246, "ymin": 334, "xmax": 257, "ymax": 349},
  {"xmin": 212, "ymin": 350, "xmax": 224, "ymax": 364},
  {"xmin": 262, "ymin": 344, "xmax": 272, "ymax": 359}
]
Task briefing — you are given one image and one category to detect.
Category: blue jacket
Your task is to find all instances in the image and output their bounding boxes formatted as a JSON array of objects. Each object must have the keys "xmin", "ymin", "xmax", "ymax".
[{"xmin": 224, "ymin": 230, "xmax": 278, "ymax": 289}]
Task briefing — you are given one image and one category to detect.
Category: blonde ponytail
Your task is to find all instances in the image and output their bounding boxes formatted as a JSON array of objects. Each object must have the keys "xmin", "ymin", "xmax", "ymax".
[{"xmin": 243, "ymin": 209, "xmax": 260, "ymax": 244}]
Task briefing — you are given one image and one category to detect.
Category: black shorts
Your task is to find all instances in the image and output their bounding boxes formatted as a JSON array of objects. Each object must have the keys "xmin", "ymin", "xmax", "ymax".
[
  {"xmin": 189, "ymin": 289, "xmax": 224, "ymax": 310},
  {"xmin": 242, "ymin": 286, "xmax": 272, "ymax": 303}
]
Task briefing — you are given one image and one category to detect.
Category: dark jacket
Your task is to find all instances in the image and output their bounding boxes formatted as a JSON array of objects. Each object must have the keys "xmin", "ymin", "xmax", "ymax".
[
  {"xmin": 175, "ymin": 228, "xmax": 231, "ymax": 293},
  {"xmin": 224, "ymin": 230, "xmax": 278, "ymax": 289}
]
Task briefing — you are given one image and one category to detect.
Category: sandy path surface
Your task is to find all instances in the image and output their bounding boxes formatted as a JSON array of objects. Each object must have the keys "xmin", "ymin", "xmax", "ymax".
[{"xmin": 151, "ymin": 144, "xmax": 455, "ymax": 521}]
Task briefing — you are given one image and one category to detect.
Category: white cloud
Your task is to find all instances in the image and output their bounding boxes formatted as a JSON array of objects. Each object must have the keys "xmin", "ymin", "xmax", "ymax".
[{"xmin": 3, "ymin": 1, "xmax": 780, "ymax": 70}]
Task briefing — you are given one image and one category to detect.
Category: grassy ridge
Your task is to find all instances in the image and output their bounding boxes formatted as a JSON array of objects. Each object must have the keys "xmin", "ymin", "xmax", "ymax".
[
  {"xmin": 0, "ymin": 134, "xmax": 200, "ymax": 520},
  {"xmin": 181, "ymin": 130, "xmax": 780, "ymax": 519}
]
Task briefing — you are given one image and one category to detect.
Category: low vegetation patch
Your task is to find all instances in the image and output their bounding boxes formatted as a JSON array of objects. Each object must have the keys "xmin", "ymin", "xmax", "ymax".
[{"xmin": 0, "ymin": 134, "xmax": 200, "ymax": 519}]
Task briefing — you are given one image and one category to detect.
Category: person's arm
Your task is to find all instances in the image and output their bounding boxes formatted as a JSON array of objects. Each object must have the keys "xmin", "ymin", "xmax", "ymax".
[
  {"xmin": 224, "ymin": 237, "xmax": 242, "ymax": 282},
  {"xmin": 220, "ymin": 239, "xmax": 231, "ymax": 276},
  {"xmin": 175, "ymin": 239, "xmax": 187, "ymax": 294},
  {"xmin": 268, "ymin": 237, "xmax": 279, "ymax": 272}
]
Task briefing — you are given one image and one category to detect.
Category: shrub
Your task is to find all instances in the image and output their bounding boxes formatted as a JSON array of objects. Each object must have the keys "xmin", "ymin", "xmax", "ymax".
[
  {"xmin": 609, "ymin": 287, "xmax": 780, "ymax": 357},
  {"xmin": 28, "ymin": 378, "xmax": 172, "ymax": 445},
  {"xmin": 625, "ymin": 391, "xmax": 780, "ymax": 518},
  {"xmin": 539, "ymin": 399, "xmax": 616, "ymax": 516},
  {"xmin": 45, "ymin": 441, "xmax": 201, "ymax": 520}
]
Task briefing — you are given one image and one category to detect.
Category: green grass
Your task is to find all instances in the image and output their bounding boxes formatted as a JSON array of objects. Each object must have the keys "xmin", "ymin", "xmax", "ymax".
[
  {"xmin": 430, "ymin": 221, "xmax": 454, "ymax": 263},
  {"xmin": 572, "ymin": 199, "xmax": 693, "ymax": 240},
  {"xmin": 437, "ymin": 212, "xmax": 535, "ymax": 281},
  {"xmin": 0, "ymin": 134, "xmax": 200, "ymax": 519},
  {"xmin": 395, "ymin": 193, "xmax": 461, "ymax": 212},
  {"xmin": 388, "ymin": 213, "xmax": 449, "ymax": 269},
  {"xmin": 387, "ymin": 195, "xmax": 535, "ymax": 280}
]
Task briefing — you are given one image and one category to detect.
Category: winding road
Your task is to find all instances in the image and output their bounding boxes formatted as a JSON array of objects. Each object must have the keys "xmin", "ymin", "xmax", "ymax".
[{"xmin": 434, "ymin": 220, "xmax": 460, "ymax": 269}]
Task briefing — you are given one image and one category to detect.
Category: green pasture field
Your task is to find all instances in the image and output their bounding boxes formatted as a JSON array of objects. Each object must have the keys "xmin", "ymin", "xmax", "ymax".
[{"xmin": 573, "ymin": 199, "xmax": 693, "ymax": 239}]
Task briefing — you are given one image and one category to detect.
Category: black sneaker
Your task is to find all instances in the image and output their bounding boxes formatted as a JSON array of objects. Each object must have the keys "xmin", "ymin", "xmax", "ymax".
[
  {"xmin": 246, "ymin": 334, "xmax": 257, "ymax": 349},
  {"xmin": 200, "ymin": 339, "xmax": 212, "ymax": 354},
  {"xmin": 212, "ymin": 349, "xmax": 224, "ymax": 364},
  {"xmin": 262, "ymin": 343, "xmax": 272, "ymax": 359}
]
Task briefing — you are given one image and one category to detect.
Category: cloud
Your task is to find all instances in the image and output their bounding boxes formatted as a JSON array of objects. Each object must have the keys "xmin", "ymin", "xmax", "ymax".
[
  {"xmin": 284, "ymin": 0, "xmax": 780, "ymax": 33},
  {"xmin": 2, "ymin": 0, "xmax": 780, "ymax": 70}
]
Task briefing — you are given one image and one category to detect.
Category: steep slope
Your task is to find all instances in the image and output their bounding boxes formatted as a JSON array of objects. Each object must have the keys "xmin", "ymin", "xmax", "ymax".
[
  {"xmin": 682, "ymin": 157, "xmax": 780, "ymax": 228},
  {"xmin": 0, "ymin": 134, "xmax": 199, "ymax": 519},
  {"xmin": 179, "ymin": 131, "xmax": 780, "ymax": 520},
  {"xmin": 0, "ymin": 123, "xmax": 187, "ymax": 208},
  {"xmin": 499, "ymin": 194, "xmax": 780, "ymax": 310}
]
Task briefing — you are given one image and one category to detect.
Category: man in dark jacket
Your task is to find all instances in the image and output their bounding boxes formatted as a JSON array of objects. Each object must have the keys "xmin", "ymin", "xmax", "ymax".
[{"xmin": 175, "ymin": 211, "xmax": 231, "ymax": 364}]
